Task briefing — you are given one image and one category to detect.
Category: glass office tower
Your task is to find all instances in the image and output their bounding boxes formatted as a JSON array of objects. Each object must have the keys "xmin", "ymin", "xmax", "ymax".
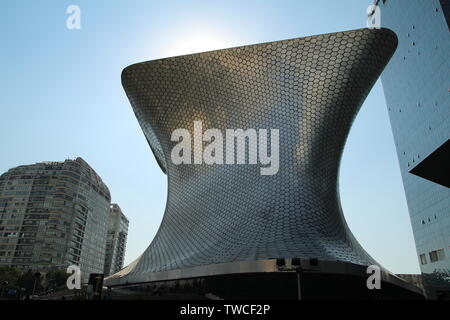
[{"xmin": 377, "ymin": 0, "xmax": 450, "ymax": 298}]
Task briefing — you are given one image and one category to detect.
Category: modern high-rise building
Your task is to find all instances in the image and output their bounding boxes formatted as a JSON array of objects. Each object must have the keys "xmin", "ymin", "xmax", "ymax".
[
  {"xmin": 376, "ymin": 0, "xmax": 450, "ymax": 298},
  {"xmin": 104, "ymin": 203, "xmax": 129, "ymax": 276},
  {"xmin": 0, "ymin": 158, "xmax": 111, "ymax": 282}
]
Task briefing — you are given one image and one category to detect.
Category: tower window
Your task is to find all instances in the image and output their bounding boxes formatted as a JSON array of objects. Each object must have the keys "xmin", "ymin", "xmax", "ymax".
[
  {"xmin": 429, "ymin": 249, "xmax": 445, "ymax": 263},
  {"xmin": 420, "ymin": 254, "xmax": 427, "ymax": 265}
]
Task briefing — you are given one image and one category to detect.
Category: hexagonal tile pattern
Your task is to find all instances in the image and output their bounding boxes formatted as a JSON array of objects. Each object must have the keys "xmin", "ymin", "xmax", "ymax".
[{"xmin": 114, "ymin": 28, "xmax": 398, "ymax": 281}]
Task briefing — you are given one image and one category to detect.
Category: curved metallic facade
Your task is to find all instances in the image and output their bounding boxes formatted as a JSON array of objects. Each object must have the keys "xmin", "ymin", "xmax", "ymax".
[{"xmin": 109, "ymin": 28, "xmax": 398, "ymax": 285}]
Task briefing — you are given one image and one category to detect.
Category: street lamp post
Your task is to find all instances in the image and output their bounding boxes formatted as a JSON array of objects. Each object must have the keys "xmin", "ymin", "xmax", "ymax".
[{"xmin": 296, "ymin": 267, "xmax": 302, "ymax": 300}]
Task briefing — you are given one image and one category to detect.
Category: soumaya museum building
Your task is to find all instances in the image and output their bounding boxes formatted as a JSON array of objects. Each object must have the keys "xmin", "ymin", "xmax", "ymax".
[
  {"xmin": 102, "ymin": 1, "xmax": 450, "ymax": 300},
  {"xmin": 103, "ymin": 26, "xmax": 429, "ymax": 299}
]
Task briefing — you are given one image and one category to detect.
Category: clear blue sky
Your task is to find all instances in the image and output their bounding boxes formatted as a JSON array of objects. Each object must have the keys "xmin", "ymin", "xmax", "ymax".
[{"xmin": 0, "ymin": 0, "xmax": 420, "ymax": 273}]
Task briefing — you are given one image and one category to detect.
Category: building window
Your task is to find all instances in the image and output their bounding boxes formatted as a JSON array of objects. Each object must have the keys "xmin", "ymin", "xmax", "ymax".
[
  {"xmin": 429, "ymin": 251, "xmax": 438, "ymax": 262},
  {"xmin": 420, "ymin": 254, "xmax": 427, "ymax": 265},
  {"xmin": 429, "ymin": 249, "xmax": 445, "ymax": 263}
]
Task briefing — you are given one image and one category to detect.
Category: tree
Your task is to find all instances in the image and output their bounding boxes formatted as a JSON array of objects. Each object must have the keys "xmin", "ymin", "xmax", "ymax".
[
  {"xmin": 0, "ymin": 266, "xmax": 22, "ymax": 298},
  {"xmin": 45, "ymin": 269, "xmax": 68, "ymax": 289},
  {"xmin": 0, "ymin": 266, "xmax": 21, "ymax": 287},
  {"xmin": 17, "ymin": 269, "xmax": 43, "ymax": 294}
]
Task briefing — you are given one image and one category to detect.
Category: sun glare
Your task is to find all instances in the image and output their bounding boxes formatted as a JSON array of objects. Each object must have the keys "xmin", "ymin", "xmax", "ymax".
[{"xmin": 165, "ymin": 34, "xmax": 233, "ymax": 57}]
